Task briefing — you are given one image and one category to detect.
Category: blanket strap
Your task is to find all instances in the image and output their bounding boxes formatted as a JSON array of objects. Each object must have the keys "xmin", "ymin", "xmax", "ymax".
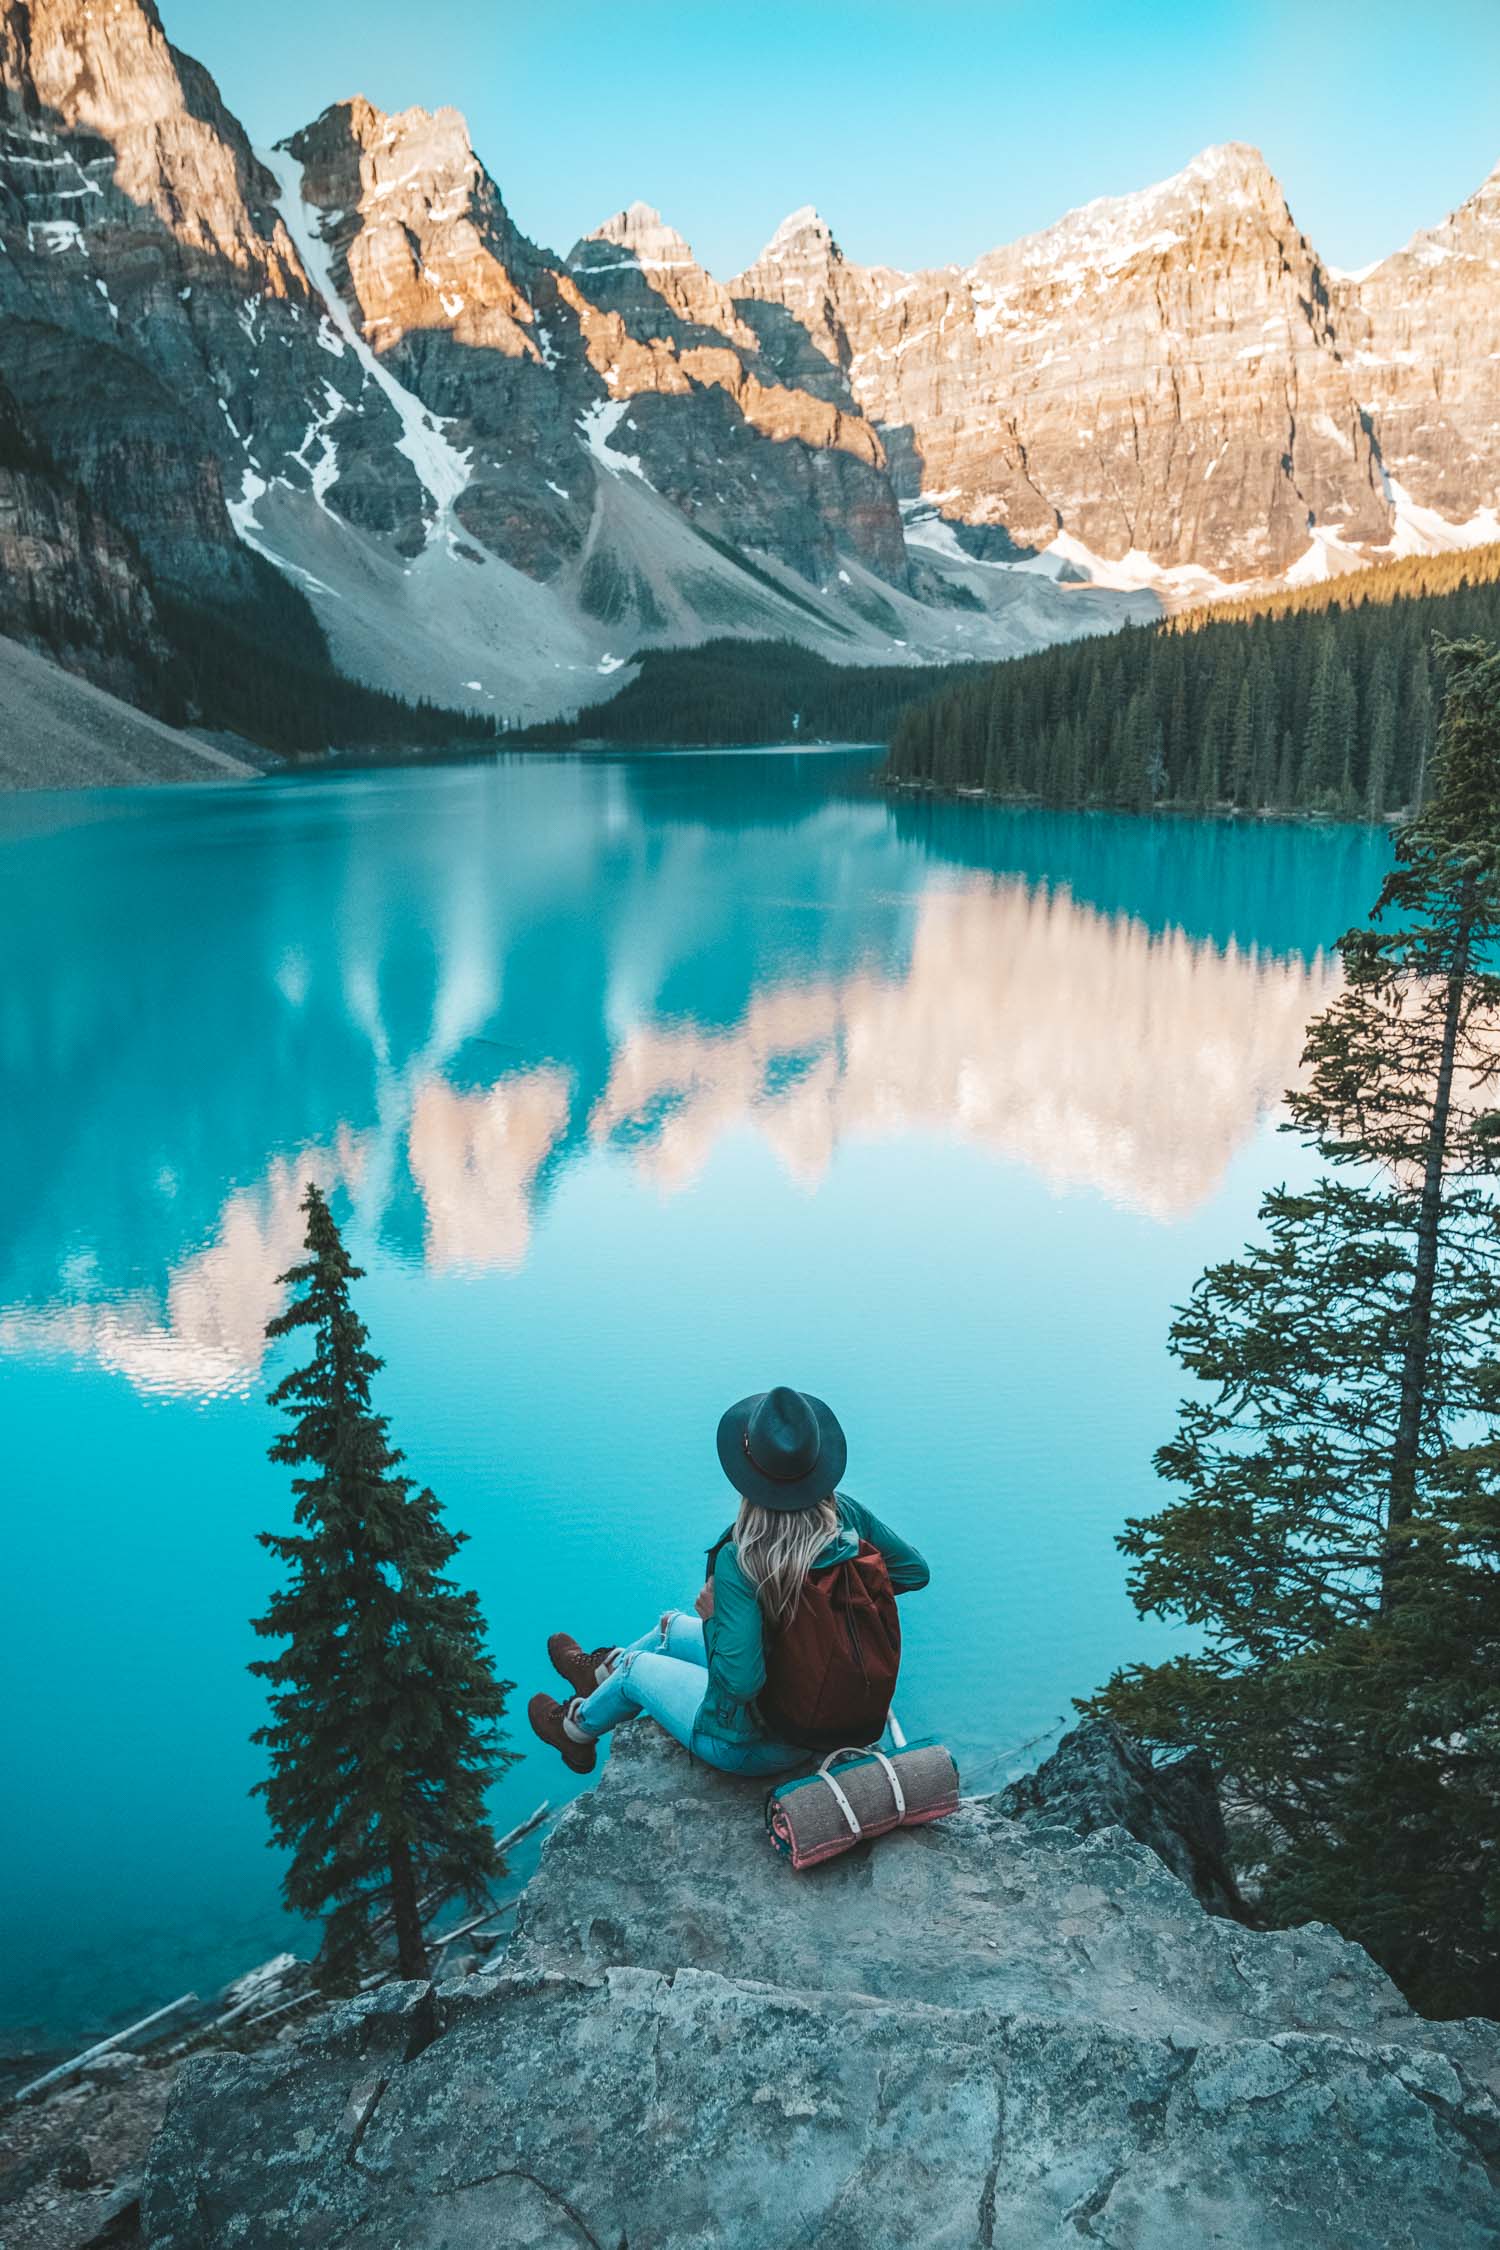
[
  {"xmin": 867, "ymin": 1747, "xmax": 906, "ymax": 1820},
  {"xmin": 816, "ymin": 1745, "xmax": 907, "ymax": 1833},
  {"xmin": 815, "ymin": 1753, "xmax": 863, "ymax": 1836}
]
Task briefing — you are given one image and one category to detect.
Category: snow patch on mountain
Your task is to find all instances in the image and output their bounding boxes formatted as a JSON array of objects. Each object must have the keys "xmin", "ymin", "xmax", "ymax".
[
  {"xmin": 1381, "ymin": 477, "xmax": 1500, "ymax": 556},
  {"xmin": 1284, "ymin": 523, "xmax": 1368, "ymax": 586},
  {"xmin": 262, "ymin": 145, "xmax": 471, "ymax": 536},
  {"xmin": 577, "ymin": 399, "xmax": 648, "ymax": 481}
]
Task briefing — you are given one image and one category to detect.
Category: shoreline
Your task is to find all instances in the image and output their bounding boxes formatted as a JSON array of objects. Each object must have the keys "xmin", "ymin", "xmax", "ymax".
[{"xmin": 880, "ymin": 774, "xmax": 1404, "ymax": 828}]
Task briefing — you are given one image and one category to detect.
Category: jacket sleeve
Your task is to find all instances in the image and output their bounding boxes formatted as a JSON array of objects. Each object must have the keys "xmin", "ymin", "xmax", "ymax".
[
  {"xmin": 840, "ymin": 1495, "xmax": 930, "ymax": 1593},
  {"xmin": 702, "ymin": 1544, "xmax": 767, "ymax": 1709}
]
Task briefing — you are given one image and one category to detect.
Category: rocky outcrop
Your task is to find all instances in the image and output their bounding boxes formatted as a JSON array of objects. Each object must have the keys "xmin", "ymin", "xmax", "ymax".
[
  {"xmin": 141, "ymin": 1724, "xmax": 1500, "ymax": 2247},
  {"xmin": 998, "ymin": 1718, "xmax": 1248, "ymax": 1919}
]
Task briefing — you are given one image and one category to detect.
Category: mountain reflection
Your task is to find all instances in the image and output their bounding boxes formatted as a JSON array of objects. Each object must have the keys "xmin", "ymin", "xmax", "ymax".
[
  {"xmin": 408, "ymin": 1069, "xmax": 574, "ymax": 1271},
  {"xmin": 592, "ymin": 880, "xmax": 1336, "ymax": 1213},
  {"xmin": 0, "ymin": 758, "xmax": 1386, "ymax": 1399},
  {"xmin": 0, "ymin": 1139, "xmax": 365, "ymax": 1397}
]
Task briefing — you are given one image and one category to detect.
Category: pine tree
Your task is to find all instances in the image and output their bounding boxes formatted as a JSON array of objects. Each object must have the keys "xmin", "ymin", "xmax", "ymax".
[
  {"xmin": 1121, "ymin": 685, "xmax": 1156, "ymax": 810},
  {"xmin": 1300, "ymin": 629, "xmax": 1341, "ymax": 807},
  {"xmin": 1229, "ymin": 674, "xmax": 1255, "ymax": 807},
  {"xmin": 1089, "ymin": 639, "xmax": 1500, "ymax": 2012},
  {"xmin": 251, "ymin": 1185, "xmax": 517, "ymax": 1987},
  {"xmin": 1365, "ymin": 650, "xmax": 1397, "ymax": 817}
]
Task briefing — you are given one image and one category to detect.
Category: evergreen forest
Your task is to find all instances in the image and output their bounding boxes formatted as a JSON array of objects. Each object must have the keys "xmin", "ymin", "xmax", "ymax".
[
  {"xmin": 885, "ymin": 544, "xmax": 1500, "ymax": 816},
  {"xmin": 524, "ymin": 637, "xmax": 979, "ymax": 750}
]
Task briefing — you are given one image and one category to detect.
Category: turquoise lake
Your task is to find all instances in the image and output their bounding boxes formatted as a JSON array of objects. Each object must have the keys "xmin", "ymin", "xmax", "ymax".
[{"xmin": 0, "ymin": 749, "xmax": 1393, "ymax": 2051}]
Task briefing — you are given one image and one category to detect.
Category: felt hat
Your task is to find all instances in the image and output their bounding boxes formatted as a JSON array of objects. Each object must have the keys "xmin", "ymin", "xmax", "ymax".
[{"xmin": 716, "ymin": 1384, "xmax": 848, "ymax": 1513}]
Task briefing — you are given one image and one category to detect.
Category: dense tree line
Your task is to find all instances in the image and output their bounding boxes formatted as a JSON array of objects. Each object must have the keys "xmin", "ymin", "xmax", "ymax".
[
  {"xmin": 886, "ymin": 544, "xmax": 1500, "ymax": 817},
  {"xmin": 526, "ymin": 637, "xmax": 981, "ymax": 749}
]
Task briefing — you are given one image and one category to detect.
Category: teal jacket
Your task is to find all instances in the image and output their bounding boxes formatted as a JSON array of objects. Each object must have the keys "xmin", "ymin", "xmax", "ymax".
[{"xmin": 697, "ymin": 1494, "xmax": 929, "ymax": 1751}]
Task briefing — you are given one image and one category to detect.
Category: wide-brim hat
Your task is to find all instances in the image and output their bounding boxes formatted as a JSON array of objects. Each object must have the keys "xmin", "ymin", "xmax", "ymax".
[{"xmin": 716, "ymin": 1384, "xmax": 847, "ymax": 1513}]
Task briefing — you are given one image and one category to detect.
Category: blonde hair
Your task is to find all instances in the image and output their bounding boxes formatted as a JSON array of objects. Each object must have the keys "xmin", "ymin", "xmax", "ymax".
[{"xmin": 734, "ymin": 1495, "xmax": 839, "ymax": 1628}]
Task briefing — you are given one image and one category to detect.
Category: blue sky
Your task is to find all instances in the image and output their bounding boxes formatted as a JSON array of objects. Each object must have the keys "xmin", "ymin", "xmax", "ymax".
[{"xmin": 170, "ymin": 0, "xmax": 1500, "ymax": 277}]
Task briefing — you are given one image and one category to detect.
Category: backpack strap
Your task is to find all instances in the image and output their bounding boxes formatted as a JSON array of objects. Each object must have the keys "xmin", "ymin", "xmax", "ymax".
[{"xmin": 704, "ymin": 1526, "xmax": 736, "ymax": 1580}]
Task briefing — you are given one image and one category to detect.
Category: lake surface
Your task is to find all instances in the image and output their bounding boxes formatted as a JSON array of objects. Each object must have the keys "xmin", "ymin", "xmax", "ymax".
[{"xmin": 0, "ymin": 750, "xmax": 1391, "ymax": 2050}]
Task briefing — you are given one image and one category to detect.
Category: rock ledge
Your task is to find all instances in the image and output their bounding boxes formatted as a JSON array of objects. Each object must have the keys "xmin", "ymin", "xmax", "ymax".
[{"xmin": 141, "ymin": 1724, "xmax": 1500, "ymax": 2247}]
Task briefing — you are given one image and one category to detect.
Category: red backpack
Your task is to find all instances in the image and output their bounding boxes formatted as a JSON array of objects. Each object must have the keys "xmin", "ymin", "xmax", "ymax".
[{"xmin": 759, "ymin": 1540, "xmax": 902, "ymax": 1752}]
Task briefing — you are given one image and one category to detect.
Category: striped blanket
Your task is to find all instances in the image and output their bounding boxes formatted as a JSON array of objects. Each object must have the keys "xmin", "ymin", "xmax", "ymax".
[{"xmin": 765, "ymin": 1738, "xmax": 960, "ymax": 1869}]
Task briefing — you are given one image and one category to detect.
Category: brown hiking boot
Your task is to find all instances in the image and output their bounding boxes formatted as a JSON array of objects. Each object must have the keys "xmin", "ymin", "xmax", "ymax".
[
  {"xmin": 547, "ymin": 1633, "xmax": 617, "ymax": 1699},
  {"xmin": 528, "ymin": 1692, "xmax": 597, "ymax": 1775}
]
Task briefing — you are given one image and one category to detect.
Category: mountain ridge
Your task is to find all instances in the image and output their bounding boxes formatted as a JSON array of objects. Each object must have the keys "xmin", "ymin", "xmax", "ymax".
[{"xmin": 1, "ymin": 0, "xmax": 1496, "ymax": 738}]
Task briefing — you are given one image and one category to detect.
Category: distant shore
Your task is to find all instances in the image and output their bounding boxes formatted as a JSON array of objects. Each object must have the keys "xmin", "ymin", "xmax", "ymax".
[{"xmin": 881, "ymin": 774, "xmax": 1403, "ymax": 827}]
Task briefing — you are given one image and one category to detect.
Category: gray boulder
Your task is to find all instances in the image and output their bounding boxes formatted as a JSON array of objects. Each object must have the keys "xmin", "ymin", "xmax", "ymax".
[
  {"xmin": 998, "ymin": 1719, "xmax": 1249, "ymax": 1919},
  {"xmin": 141, "ymin": 1724, "xmax": 1500, "ymax": 2249}
]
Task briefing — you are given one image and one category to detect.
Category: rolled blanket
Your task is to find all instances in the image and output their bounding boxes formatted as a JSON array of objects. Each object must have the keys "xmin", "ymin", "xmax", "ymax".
[{"xmin": 766, "ymin": 1737, "xmax": 960, "ymax": 1869}]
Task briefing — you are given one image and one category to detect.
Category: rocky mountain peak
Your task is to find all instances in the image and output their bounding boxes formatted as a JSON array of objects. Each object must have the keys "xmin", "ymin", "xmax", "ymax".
[
  {"xmin": 571, "ymin": 200, "xmax": 699, "ymax": 273},
  {"xmin": 762, "ymin": 203, "xmax": 838, "ymax": 258},
  {"xmin": 566, "ymin": 195, "xmax": 759, "ymax": 358},
  {"xmin": 984, "ymin": 138, "xmax": 1294, "ymax": 288},
  {"xmin": 8, "ymin": 0, "xmax": 297, "ymax": 269},
  {"xmin": 1179, "ymin": 138, "xmax": 1277, "ymax": 190},
  {"xmin": 286, "ymin": 94, "xmax": 490, "ymax": 229},
  {"xmin": 339, "ymin": 96, "xmax": 480, "ymax": 192},
  {"xmin": 1389, "ymin": 154, "xmax": 1500, "ymax": 269},
  {"xmin": 1173, "ymin": 139, "xmax": 1295, "ymax": 222}
]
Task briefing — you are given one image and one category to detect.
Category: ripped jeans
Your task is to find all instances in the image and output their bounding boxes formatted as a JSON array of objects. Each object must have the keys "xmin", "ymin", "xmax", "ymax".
[{"xmin": 573, "ymin": 1611, "xmax": 806, "ymax": 1778}]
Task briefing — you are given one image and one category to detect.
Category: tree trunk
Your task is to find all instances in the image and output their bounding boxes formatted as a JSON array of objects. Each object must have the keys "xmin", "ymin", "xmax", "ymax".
[
  {"xmin": 1386, "ymin": 879, "xmax": 1475, "ymax": 1606},
  {"xmin": 387, "ymin": 1833, "xmax": 427, "ymax": 1983}
]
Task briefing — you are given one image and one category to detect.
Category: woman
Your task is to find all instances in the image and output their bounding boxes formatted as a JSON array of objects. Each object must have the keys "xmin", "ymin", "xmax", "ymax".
[{"xmin": 528, "ymin": 1384, "xmax": 929, "ymax": 1777}]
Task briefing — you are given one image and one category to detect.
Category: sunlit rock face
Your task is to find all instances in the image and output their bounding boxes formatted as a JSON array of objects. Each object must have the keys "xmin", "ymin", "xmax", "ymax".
[
  {"xmin": 0, "ymin": 0, "xmax": 422, "ymax": 587},
  {"xmin": 279, "ymin": 91, "xmax": 909, "ymax": 590},
  {"xmin": 0, "ymin": 4, "xmax": 937, "ymax": 710},
  {"xmin": 280, "ymin": 96, "xmax": 591, "ymax": 574},
  {"xmin": 3, "ymin": 0, "xmax": 1500, "ymax": 719},
  {"xmin": 736, "ymin": 144, "xmax": 1500, "ymax": 588},
  {"xmin": 563, "ymin": 200, "xmax": 906, "ymax": 585},
  {"xmin": 1340, "ymin": 161, "xmax": 1500, "ymax": 540}
]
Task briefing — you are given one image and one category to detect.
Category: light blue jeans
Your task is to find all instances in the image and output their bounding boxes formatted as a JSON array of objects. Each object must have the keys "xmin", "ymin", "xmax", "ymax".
[{"xmin": 574, "ymin": 1610, "xmax": 806, "ymax": 1778}]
